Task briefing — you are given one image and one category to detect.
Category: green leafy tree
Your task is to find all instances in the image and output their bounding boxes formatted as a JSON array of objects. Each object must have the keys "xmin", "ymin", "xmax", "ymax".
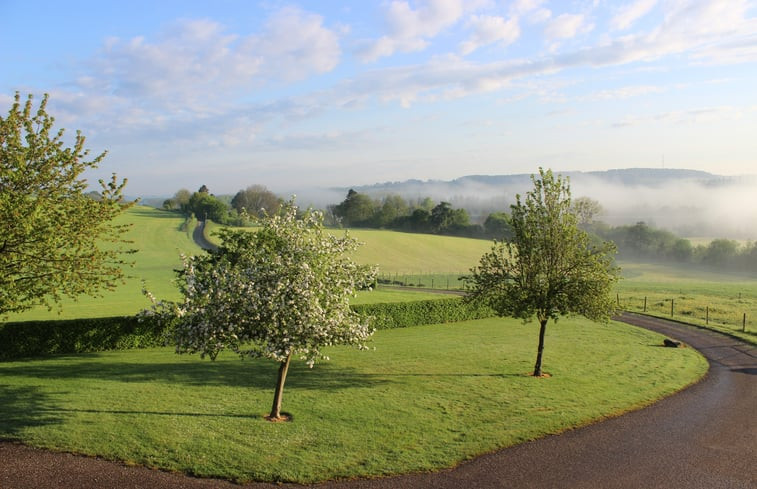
[
  {"xmin": 374, "ymin": 194, "xmax": 409, "ymax": 228},
  {"xmin": 466, "ymin": 168, "xmax": 619, "ymax": 377},
  {"xmin": 332, "ymin": 189, "xmax": 377, "ymax": 227},
  {"xmin": 429, "ymin": 202, "xmax": 470, "ymax": 234},
  {"xmin": 187, "ymin": 191, "xmax": 228, "ymax": 222},
  {"xmin": 701, "ymin": 238, "xmax": 740, "ymax": 267},
  {"xmin": 163, "ymin": 188, "xmax": 191, "ymax": 212},
  {"xmin": 144, "ymin": 200, "xmax": 377, "ymax": 420},
  {"xmin": 230, "ymin": 184, "xmax": 282, "ymax": 218},
  {"xmin": 571, "ymin": 196, "xmax": 603, "ymax": 227},
  {"xmin": 483, "ymin": 212, "xmax": 513, "ymax": 239},
  {"xmin": 0, "ymin": 93, "xmax": 134, "ymax": 318}
]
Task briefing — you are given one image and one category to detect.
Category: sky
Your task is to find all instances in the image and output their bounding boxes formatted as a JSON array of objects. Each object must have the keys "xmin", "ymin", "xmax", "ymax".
[{"xmin": 2, "ymin": 0, "xmax": 756, "ymax": 197}]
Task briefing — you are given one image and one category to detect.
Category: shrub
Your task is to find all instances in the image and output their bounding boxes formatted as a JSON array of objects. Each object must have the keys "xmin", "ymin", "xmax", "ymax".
[
  {"xmin": 0, "ymin": 297, "xmax": 494, "ymax": 361},
  {"xmin": 0, "ymin": 316, "xmax": 169, "ymax": 361},
  {"xmin": 351, "ymin": 297, "xmax": 495, "ymax": 330}
]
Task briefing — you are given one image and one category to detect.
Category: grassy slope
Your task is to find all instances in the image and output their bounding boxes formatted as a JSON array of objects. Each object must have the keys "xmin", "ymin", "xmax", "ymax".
[
  {"xmin": 204, "ymin": 221, "xmax": 493, "ymax": 274},
  {"xmin": 8, "ymin": 210, "xmax": 462, "ymax": 321},
  {"xmin": 10, "ymin": 209, "xmax": 757, "ymax": 342},
  {"xmin": 0, "ymin": 316, "xmax": 706, "ymax": 484},
  {"xmin": 345, "ymin": 229, "xmax": 493, "ymax": 274},
  {"xmin": 7, "ymin": 206, "xmax": 201, "ymax": 321}
]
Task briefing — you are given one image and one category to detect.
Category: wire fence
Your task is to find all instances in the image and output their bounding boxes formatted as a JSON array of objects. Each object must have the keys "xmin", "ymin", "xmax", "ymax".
[
  {"xmin": 616, "ymin": 291, "xmax": 756, "ymax": 339},
  {"xmin": 377, "ymin": 272, "xmax": 469, "ymax": 290},
  {"xmin": 375, "ymin": 275, "xmax": 757, "ymax": 342}
]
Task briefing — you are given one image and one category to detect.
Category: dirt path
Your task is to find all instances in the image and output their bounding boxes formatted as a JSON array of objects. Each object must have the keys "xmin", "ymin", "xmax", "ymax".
[{"xmin": 1, "ymin": 313, "xmax": 755, "ymax": 488}]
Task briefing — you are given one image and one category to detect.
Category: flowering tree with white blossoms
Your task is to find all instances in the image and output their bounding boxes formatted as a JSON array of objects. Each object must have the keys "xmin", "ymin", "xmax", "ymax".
[{"xmin": 146, "ymin": 199, "xmax": 377, "ymax": 421}]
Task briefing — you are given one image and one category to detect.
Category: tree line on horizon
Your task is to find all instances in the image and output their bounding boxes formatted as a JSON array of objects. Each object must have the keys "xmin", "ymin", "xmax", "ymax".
[
  {"xmin": 159, "ymin": 184, "xmax": 757, "ymax": 275},
  {"xmin": 162, "ymin": 184, "xmax": 283, "ymax": 226}
]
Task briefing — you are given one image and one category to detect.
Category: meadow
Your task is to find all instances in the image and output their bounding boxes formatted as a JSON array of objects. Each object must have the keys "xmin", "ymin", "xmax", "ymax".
[
  {"xmin": 617, "ymin": 261, "xmax": 757, "ymax": 344},
  {"xmin": 7, "ymin": 207, "xmax": 450, "ymax": 321},
  {"xmin": 0, "ymin": 316, "xmax": 706, "ymax": 483},
  {"xmin": 2, "ymin": 206, "xmax": 743, "ymax": 483},
  {"xmin": 5, "ymin": 207, "xmax": 200, "ymax": 321},
  {"xmin": 11, "ymin": 205, "xmax": 756, "ymax": 341}
]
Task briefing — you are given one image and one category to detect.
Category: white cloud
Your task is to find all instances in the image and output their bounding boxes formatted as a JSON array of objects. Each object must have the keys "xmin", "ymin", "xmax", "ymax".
[
  {"xmin": 355, "ymin": 0, "xmax": 469, "ymax": 61},
  {"xmin": 545, "ymin": 13, "xmax": 591, "ymax": 41},
  {"xmin": 610, "ymin": 0, "xmax": 659, "ymax": 31},
  {"xmin": 585, "ymin": 84, "xmax": 665, "ymax": 101},
  {"xmin": 460, "ymin": 14, "xmax": 520, "ymax": 55},
  {"xmin": 642, "ymin": 0, "xmax": 757, "ymax": 64},
  {"xmin": 510, "ymin": 0, "xmax": 546, "ymax": 15},
  {"xmin": 88, "ymin": 8, "xmax": 340, "ymax": 110},
  {"xmin": 510, "ymin": 0, "xmax": 551, "ymax": 23},
  {"xmin": 239, "ymin": 7, "xmax": 341, "ymax": 81},
  {"xmin": 527, "ymin": 8, "xmax": 553, "ymax": 24}
]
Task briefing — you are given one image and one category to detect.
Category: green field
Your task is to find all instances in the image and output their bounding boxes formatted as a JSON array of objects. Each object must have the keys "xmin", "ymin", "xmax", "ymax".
[
  {"xmin": 8, "ymin": 206, "xmax": 460, "ymax": 321},
  {"xmin": 617, "ymin": 261, "xmax": 757, "ymax": 344},
  {"xmin": 0, "ymin": 316, "xmax": 706, "ymax": 483},
  {"xmin": 205, "ymin": 223, "xmax": 493, "ymax": 290},
  {"xmin": 11, "ymin": 208, "xmax": 757, "ymax": 346},
  {"xmin": 205, "ymin": 221, "xmax": 492, "ymax": 275},
  {"xmin": 6, "ymin": 207, "xmax": 202, "ymax": 321},
  {"xmin": 2, "ymin": 206, "xmax": 731, "ymax": 483}
]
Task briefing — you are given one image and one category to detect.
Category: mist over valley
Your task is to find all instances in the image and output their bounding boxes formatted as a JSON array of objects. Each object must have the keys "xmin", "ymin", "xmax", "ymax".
[{"xmin": 321, "ymin": 168, "xmax": 757, "ymax": 240}]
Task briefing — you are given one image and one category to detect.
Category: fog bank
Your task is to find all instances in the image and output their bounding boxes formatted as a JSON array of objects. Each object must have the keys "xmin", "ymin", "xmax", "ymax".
[{"xmin": 293, "ymin": 169, "xmax": 757, "ymax": 239}]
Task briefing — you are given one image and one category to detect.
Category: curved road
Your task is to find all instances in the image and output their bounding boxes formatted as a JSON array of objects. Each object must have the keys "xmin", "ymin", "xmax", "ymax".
[
  {"xmin": 192, "ymin": 220, "xmax": 218, "ymax": 251},
  {"xmin": 1, "ymin": 313, "xmax": 755, "ymax": 488}
]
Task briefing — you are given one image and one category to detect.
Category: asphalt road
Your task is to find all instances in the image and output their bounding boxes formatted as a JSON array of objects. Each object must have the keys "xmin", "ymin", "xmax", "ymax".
[{"xmin": 1, "ymin": 313, "xmax": 755, "ymax": 488}]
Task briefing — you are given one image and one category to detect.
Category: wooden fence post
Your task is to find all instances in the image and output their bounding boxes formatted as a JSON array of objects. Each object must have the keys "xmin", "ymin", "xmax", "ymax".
[
  {"xmin": 643, "ymin": 296, "xmax": 647, "ymax": 313},
  {"xmin": 671, "ymin": 299, "xmax": 674, "ymax": 318},
  {"xmin": 706, "ymin": 306, "xmax": 709, "ymax": 325},
  {"xmin": 743, "ymin": 313, "xmax": 747, "ymax": 332}
]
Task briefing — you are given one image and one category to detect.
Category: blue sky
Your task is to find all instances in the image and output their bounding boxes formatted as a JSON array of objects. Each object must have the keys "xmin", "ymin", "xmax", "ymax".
[{"xmin": 2, "ymin": 0, "xmax": 756, "ymax": 196}]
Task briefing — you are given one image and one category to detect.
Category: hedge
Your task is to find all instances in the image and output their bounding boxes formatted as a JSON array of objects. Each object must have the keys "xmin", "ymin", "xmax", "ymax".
[
  {"xmin": 351, "ymin": 297, "xmax": 495, "ymax": 330},
  {"xmin": 0, "ymin": 316, "xmax": 170, "ymax": 361},
  {"xmin": 0, "ymin": 297, "xmax": 495, "ymax": 361}
]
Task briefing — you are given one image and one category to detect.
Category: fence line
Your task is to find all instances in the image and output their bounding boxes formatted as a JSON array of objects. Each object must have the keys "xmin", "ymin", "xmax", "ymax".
[
  {"xmin": 376, "ymin": 277, "xmax": 755, "ymax": 338},
  {"xmin": 377, "ymin": 272, "xmax": 469, "ymax": 290},
  {"xmin": 617, "ymin": 293, "xmax": 753, "ymax": 335}
]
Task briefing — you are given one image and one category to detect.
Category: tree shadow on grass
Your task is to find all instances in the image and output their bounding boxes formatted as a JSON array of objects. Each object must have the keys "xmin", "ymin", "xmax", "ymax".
[
  {"xmin": 0, "ymin": 385, "xmax": 64, "ymax": 439},
  {"xmin": 0, "ymin": 356, "xmax": 390, "ymax": 392},
  {"xmin": 44, "ymin": 407, "xmax": 263, "ymax": 419}
]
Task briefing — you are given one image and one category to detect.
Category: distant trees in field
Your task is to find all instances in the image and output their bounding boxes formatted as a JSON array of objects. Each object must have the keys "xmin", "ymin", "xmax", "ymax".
[
  {"xmin": 329, "ymin": 189, "xmax": 512, "ymax": 239},
  {"xmin": 590, "ymin": 221, "xmax": 757, "ymax": 272},
  {"xmin": 157, "ymin": 182, "xmax": 757, "ymax": 275},
  {"xmin": 163, "ymin": 184, "xmax": 281, "ymax": 226},
  {"xmin": 230, "ymin": 185, "xmax": 282, "ymax": 218}
]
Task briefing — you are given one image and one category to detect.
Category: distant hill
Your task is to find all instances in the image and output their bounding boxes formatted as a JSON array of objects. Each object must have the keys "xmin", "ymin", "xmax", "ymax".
[
  {"xmin": 335, "ymin": 168, "xmax": 756, "ymax": 239},
  {"xmin": 350, "ymin": 168, "xmax": 727, "ymax": 196}
]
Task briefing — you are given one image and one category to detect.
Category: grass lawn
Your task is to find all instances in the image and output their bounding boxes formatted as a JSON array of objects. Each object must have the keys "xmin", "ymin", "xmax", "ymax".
[
  {"xmin": 6, "ymin": 206, "xmax": 202, "ymax": 321},
  {"xmin": 0, "ymin": 317, "xmax": 707, "ymax": 484},
  {"xmin": 616, "ymin": 261, "xmax": 757, "ymax": 344},
  {"xmin": 204, "ymin": 222, "xmax": 493, "ymax": 275}
]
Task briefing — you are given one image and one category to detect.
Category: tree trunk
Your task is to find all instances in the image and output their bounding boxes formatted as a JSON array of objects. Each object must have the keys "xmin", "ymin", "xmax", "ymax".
[
  {"xmin": 533, "ymin": 318, "xmax": 548, "ymax": 376},
  {"xmin": 269, "ymin": 353, "xmax": 292, "ymax": 420}
]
